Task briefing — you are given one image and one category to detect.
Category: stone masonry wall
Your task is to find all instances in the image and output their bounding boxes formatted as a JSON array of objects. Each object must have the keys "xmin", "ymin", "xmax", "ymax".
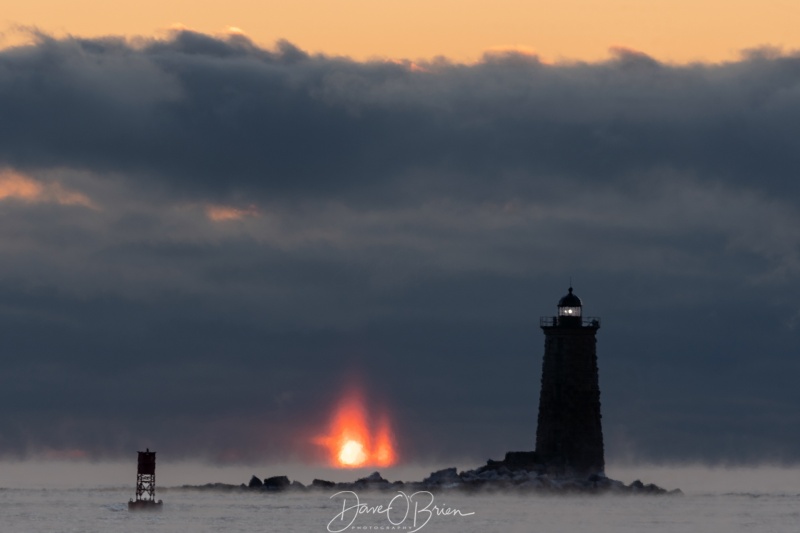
[{"xmin": 535, "ymin": 325, "xmax": 604, "ymax": 475}]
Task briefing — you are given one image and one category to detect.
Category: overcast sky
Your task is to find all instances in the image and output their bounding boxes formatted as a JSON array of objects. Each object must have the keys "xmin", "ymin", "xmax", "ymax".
[{"xmin": 0, "ymin": 31, "xmax": 798, "ymax": 467}]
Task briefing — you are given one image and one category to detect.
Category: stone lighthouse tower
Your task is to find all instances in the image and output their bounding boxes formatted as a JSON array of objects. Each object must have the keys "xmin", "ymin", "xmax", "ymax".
[{"xmin": 535, "ymin": 287, "xmax": 604, "ymax": 475}]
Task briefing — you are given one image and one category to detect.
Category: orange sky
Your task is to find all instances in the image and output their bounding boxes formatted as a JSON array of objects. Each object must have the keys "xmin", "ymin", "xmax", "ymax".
[{"xmin": 2, "ymin": 0, "xmax": 799, "ymax": 63}]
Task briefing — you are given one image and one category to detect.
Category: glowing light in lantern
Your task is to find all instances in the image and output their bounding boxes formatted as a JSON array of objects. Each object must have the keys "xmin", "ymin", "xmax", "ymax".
[{"xmin": 313, "ymin": 390, "xmax": 398, "ymax": 468}]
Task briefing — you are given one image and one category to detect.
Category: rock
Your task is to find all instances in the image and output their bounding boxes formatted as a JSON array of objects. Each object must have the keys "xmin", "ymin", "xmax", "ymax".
[
  {"xmin": 519, "ymin": 477, "xmax": 544, "ymax": 489},
  {"xmin": 587, "ymin": 473, "xmax": 611, "ymax": 490},
  {"xmin": 478, "ymin": 469, "xmax": 503, "ymax": 481},
  {"xmin": 356, "ymin": 471, "xmax": 389, "ymax": 485},
  {"xmin": 606, "ymin": 478, "xmax": 627, "ymax": 493},
  {"xmin": 263, "ymin": 475, "xmax": 291, "ymax": 490},
  {"xmin": 188, "ymin": 482, "xmax": 240, "ymax": 491},
  {"xmin": 503, "ymin": 451, "xmax": 540, "ymax": 471},
  {"xmin": 480, "ymin": 459, "xmax": 504, "ymax": 472},
  {"xmin": 422, "ymin": 468, "xmax": 461, "ymax": 486},
  {"xmin": 312, "ymin": 479, "xmax": 336, "ymax": 489},
  {"xmin": 460, "ymin": 471, "xmax": 478, "ymax": 482},
  {"xmin": 476, "ymin": 469, "xmax": 494, "ymax": 481},
  {"xmin": 237, "ymin": 451, "xmax": 678, "ymax": 495}
]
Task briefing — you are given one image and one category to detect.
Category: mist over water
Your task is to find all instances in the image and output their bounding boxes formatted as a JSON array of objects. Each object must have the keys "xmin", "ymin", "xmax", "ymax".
[
  {"xmin": 3, "ymin": 459, "xmax": 800, "ymax": 494},
  {"xmin": 0, "ymin": 483, "xmax": 797, "ymax": 533},
  {"xmin": 606, "ymin": 464, "xmax": 800, "ymax": 495},
  {"xmin": 2, "ymin": 460, "xmax": 798, "ymax": 532},
  {"xmin": 0, "ymin": 459, "xmax": 461, "ymax": 490}
]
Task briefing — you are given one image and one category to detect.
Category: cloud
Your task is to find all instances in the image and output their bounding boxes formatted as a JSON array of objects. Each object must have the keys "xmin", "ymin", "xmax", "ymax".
[
  {"xmin": 225, "ymin": 26, "xmax": 246, "ymax": 36},
  {"xmin": 0, "ymin": 31, "xmax": 799, "ymax": 465},
  {"xmin": 0, "ymin": 169, "xmax": 42, "ymax": 201},
  {"xmin": 0, "ymin": 29, "xmax": 798, "ymax": 206},
  {"xmin": 0, "ymin": 168, "xmax": 96, "ymax": 208},
  {"xmin": 205, "ymin": 203, "xmax": 260, "ymax": 221}
]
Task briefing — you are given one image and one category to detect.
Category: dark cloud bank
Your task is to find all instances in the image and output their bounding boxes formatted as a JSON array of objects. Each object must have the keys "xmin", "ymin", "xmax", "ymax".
[{"xmin": 0, "ymin": 31, "xmax": 798, "ymax": 465}]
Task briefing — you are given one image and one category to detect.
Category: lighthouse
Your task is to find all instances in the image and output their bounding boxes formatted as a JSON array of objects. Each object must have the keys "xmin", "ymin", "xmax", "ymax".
[{"xmin": 535, "ymin": 287, "xmax": 604, "ymax": 475}]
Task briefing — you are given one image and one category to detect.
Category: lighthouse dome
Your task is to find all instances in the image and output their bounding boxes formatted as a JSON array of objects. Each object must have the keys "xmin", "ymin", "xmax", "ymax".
[{"xmin": 558, "ymin": 287, "xmax": 582, "ymax": 307}]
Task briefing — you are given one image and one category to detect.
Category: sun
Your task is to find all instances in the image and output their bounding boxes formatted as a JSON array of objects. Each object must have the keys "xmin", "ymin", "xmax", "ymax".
[
  {"xmin": 313, "ymin": 388, "xmax": 398, "ymax": 468},
  {"xmin": 338, "ymin": 439, "xmax": 368, "ymax": 466}
]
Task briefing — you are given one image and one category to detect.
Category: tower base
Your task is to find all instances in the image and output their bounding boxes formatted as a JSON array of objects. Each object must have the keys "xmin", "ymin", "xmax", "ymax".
[{"xmin": 128, "ymin": 500, "xmax": 163, "ymax": 511}]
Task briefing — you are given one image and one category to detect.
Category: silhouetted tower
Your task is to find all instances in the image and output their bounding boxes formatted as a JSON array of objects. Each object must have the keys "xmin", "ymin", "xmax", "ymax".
[
  {"xmin": 536, "ymin": 287, "xmax": 604, "ymax": 475},
  {"xmin": 128, "ymin": 448, "xmax": 163, "ymax": 510}
]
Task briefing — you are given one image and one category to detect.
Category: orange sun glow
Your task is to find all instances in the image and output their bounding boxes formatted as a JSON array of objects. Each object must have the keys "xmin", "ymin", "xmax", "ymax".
[{"xmin": 314, "ymin": 390, "xmax": 397, "ymax": 468}]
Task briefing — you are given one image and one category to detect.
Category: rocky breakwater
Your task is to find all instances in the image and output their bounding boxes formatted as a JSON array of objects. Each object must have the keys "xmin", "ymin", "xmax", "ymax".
[{"xmin": 231, "ymin": 451, "xmax": 681, "ymax": 495}]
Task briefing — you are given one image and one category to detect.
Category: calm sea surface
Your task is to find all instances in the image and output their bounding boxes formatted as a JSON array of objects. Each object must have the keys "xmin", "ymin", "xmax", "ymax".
[{"xmin": 1, "ymin": 486, "xmax": 798, "ymax": 533}]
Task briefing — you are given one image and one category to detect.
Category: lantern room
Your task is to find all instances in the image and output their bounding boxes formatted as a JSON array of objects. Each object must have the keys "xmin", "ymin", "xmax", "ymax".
[{"xmin": 558, "ymin": 287, "xmax": 582, "ymax": 318}]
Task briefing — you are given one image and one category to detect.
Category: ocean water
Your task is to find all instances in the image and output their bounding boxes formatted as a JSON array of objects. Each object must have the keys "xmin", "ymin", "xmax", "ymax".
[
  {"xmin": 1, "ymin": 464, "xmax": 798, "ymax": 532},
  {"xmin": 1, "ymin": 486, "xmax": 798, "ymax": 532}
]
